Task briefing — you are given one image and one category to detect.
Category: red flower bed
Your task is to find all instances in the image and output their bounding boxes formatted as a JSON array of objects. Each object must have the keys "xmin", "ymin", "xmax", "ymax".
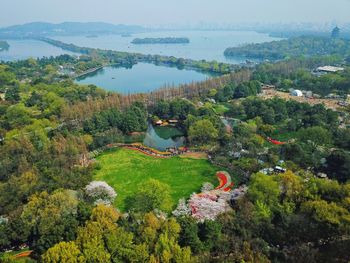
[
  {"xmin": 224, "ymin": 182, "xmax": 235, "ymax": 192},
  {"xmin": 215, "ymin": 172, "xmax": 227, "ymax": 190},
  {"xmin": 13, "ymin": 251, "xmax": 33, "ymax": 259},
  {"xmin": 267, "ymin": 137, "xmax": 286, "ymax": 145},
  {"xmin": 213, "ymin": 171, "xmax": 234, "ymax": 192},
  {"xmin": 125, "ymin": 147, "xmax": 170, "ymax": 159}
]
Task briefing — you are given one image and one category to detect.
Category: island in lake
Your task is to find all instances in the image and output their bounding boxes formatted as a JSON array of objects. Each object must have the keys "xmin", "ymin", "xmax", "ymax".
[
  {"xmin": 0, "ymin": 40, "xmax": 9, "ymax": 51},
  {"xmin": 86, "ymin": 34, "xmax": 98, "ymax": 38},
  {"xmin": 131, "ymin": 37, "xmax": 190, "ymax": 44}
]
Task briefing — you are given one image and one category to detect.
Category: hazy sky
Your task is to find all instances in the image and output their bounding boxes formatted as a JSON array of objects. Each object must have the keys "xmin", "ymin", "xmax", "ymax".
[{"xmin": 1, "ymin": 0, "xmax": 349, "ymax": 27}]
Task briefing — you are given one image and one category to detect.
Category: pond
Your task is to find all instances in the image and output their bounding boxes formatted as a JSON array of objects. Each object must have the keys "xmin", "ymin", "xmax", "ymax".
[
  {"xmin": 75, "ymin": 62, "xmax": 210, "ymax": 94},
  {"xmin": 143, "ymin": 123, "xmax": 185, "ymax": 151}
]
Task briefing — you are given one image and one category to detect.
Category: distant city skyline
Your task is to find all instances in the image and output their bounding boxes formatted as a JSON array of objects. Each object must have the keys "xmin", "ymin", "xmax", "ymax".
[{"xmin": 1, "ymin": 0, "xmax": 350, "ymax": 28}]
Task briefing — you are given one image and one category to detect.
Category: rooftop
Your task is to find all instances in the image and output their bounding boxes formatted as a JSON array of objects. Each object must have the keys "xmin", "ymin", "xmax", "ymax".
[{"xmin": 316, "ymin": 66, "xmax": 345, "ymax": 73}]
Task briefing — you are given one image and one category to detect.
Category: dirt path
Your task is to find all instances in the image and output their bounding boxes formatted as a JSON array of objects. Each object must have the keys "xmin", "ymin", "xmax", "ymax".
[
  {"xmin": 260, "ymin": 90, "xmax": 343, "ymax": 111},
  {"xmin": 180, "ymin": 152, "xmax": 208, "ymax": 159}
]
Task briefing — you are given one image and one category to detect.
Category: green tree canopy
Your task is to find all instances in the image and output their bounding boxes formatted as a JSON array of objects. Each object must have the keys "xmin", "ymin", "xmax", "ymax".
[
  {"xmin": 126, "ymin": 179, "xmax": 172, "ymax": 213},
  {"xmin": 189, "ymin": 119, "xmax": 218, "ymax": 145}
]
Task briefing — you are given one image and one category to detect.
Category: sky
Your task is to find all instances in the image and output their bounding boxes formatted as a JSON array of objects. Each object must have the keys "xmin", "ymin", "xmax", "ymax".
[{"xmin": 0, "ymin": 0, "xmax": 350, "ymax": 27}]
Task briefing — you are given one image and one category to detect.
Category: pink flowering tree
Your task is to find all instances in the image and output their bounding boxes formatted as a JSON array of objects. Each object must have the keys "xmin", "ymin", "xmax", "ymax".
[{"xmin": 188, "ymin": 193, "xmax": 228, "ymax": 222}]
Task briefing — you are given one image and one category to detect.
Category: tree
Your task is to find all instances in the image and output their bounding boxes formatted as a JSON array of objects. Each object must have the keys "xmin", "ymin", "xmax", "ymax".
[
  {"xmin": 121, "ymin": 104, "xmax": 147, "ymax": 133},
  {"xmin": 278, "ymin": 171, "xmax": 303, "ymax": 203},
  {"xmin": 5, "ymin": 103, "xmax": 32, "ymax": 128},
  {"xmin": 169, "ymin": 99, "xmax": 195, "ymax": 120},
  {"xmin": 331, "ymin": 26, "xmax": 340, "ymax": 38},
  {"xmin": 325, "ymin": 150, "xmax": 350, "ymax": 183},
  {"xmin": 301, "ymin": 200, "xmax": 350, "ymax": 227},
  {"xmin": 153, "ymin": 100, "xmax": 170, "ymax": 118},
  {"xmin": 0, "ymin": 253, "xmax": 16, "ymax": 263},
  {"xmin": 105, "ymin": 228, "xmax": 149, "ymax": 263},
  {"xmin": 42, "ymin": 241, "xmax": 86, "ymax": 263},
  {"xmin": 5, "ymin": 84, "xmax": 20, "ymax": 103},
  {"xmin": 248, "ymin": 173, "xmax": 281, "ymax": 220},
  {"xmin": 85, "ymin": 181, "xmax": 117, "ymax": 205},
  {"xmin": 40, "ymin": 92, "xmax": 65, "ymax": 116},
  {"xmin": 177, "ymin": 217, "xmax": 203, "ymax": 254},
  {"xmin": 126, "ymin": 179, "xmax": 172, "ymax": 213},
  {"xmin": 297, "ymin": 126, "xmax": 332, "ymax": 147},
  {"xmin": 189, "ymin": 119, "xmax": 218, "ymax": 145},
  {"xmin": 0, "ymin": 65, "xmax": 16, "ymax": 88},
  {"xmin": 172, "ymin": 198, "xmax": 191, "ymax": 217},
  {"xmin": 198, "ymin": 220, "xmax": 222, "ymax": 251},
  {"xmin": 75, "ymin": 222, "xmax": 111, "ymax": 262},
  {"xmin": 0, "ymin": 171, "xmax": 39, "ymax": 215},
  {"xmin": 21, "ymin": 190, "xmax": 80, "ymax": 254},
  {"xmin": 188, "ymin": 193, "xmax": 228, "ymax": 221}
]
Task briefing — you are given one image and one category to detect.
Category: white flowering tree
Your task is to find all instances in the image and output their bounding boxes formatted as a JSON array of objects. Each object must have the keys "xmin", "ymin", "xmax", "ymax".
[
  {"xmin": 201, "ymin": 182, "xmax": 214, "ymax": 193},
  {"xmin": 85, "ymin": 181, "xmax": 117, "ymax": 205},
  {"xmin": 172, "ymin": 198, "xmax": 191, "ymax": 217}
]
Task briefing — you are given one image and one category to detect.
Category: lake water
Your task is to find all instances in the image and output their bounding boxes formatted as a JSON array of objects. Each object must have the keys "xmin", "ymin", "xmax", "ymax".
[
  {"xmin": 53, "ymin": 30, "xmax": 281, "ymax": 63},
  {"xmin": 143, "ymin": 123, "xmax": 185, "ymax": 151},
  {"xmin": 0, "ymin": 31, "xmax": 281, "ymax": 94},
  {"xmin": 0, "ymin": 39, "xmax": 76, "ymax": 61},
  {"xmin": 1, "ymin": 31, "xmax": 280, "ymax": 63},
  {"xmin": 76, "ymin": 63, "xmax": 210, "ymax": 93}
]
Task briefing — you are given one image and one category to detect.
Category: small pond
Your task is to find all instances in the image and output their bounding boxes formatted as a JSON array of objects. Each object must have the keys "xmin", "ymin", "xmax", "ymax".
[{"xmin": 143, "ymin": 123, "xmax": 185, "ymax": 151}]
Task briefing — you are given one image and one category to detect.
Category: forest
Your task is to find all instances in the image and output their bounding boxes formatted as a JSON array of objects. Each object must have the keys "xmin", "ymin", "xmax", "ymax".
[
  {"xmin": 224, "ymin": 36, "xmax": 350, "ymax": 60},
  {"xmin": 0, "ymin": 45, "xmax": 350, "ymax": 263}
]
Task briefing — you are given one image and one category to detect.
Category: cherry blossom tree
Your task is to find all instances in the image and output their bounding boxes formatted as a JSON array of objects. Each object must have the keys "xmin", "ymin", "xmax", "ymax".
[{"xmin": 188, "ymin": 193, "xmax": 229, "ymax": 222}]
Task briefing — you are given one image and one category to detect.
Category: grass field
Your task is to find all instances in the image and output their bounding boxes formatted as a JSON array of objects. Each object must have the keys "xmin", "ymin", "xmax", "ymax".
[
  {"xmin": 213, "ymin": 103, "xmax": 230, "ymax": 115},
  {"xmin": 94, "ymin": 148, "xmax": 219, "ymax": 211}
]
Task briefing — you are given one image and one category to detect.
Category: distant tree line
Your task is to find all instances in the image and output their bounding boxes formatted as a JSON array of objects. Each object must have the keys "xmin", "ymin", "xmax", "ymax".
[
  {"xmin": 37, "ymin": 37, "xmax": 235, "ymax": 74},
  {"xmin": 224, "ymin": 35, "xmax": 350, "ymax": 60},
  {"xmin": 0, "ymin": 41, "xmax": 9, "ymax": 51}
]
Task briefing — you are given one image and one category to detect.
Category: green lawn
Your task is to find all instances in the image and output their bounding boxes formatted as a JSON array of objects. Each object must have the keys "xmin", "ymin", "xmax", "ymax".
[
  {"xmin": 272, "ymin": 130, "xmax": 297, "ymax": 142},
  {"xmin": 213, "ymin": 103, "xmax": 230, "ymax": 115},
  {"xmin": 94, "ymin": 148, "xmax": 219, "ymax": 211}
]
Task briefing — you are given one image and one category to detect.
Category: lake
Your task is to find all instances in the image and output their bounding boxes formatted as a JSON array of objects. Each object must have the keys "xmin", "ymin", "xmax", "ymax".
[
  {"xmin": 143, "ymin": 123, "xmax": 185, "ymax": 151},
  {"xmin": 53, "ymin": 30, "xmax": 281, "ymax": 63},
  {"xmin": 76, "ymin": 63, "xmax": 210, "ymax": 93},
  {"xmin": 1, "ymin": 31, "xmax": 281, "ymax": 63},
  {"xmin": 0, "ymin": 39, "xmax": 76, "ymax": 61},
  {"xmin": 0, "ymin": 31, "xmax": 281, "ymax": 94}
]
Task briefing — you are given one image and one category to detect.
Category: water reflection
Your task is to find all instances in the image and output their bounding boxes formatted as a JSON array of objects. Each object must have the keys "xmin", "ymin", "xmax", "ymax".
[
  {"xmin": 143, "ymin": 123, "xmax": 185, "ymax": 151},
  {"xmin": 75, "ymin": 62, "xmax": 209, "ymax": 94}
]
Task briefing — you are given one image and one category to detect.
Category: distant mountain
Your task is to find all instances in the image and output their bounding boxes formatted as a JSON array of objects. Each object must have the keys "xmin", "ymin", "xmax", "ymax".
[{"xmin": 0, "ymin": 22, "xmax": 147, "ymax": 38}]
